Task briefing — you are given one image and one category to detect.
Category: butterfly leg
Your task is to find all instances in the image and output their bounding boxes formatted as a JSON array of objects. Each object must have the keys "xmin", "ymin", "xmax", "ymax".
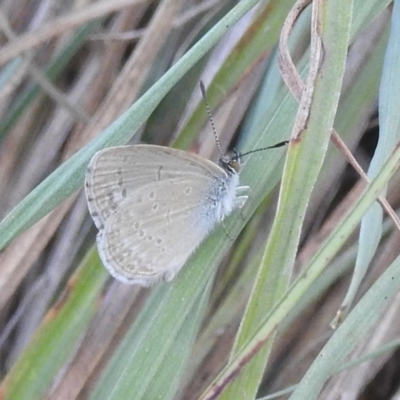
[
  {"xmin": 235, "ymin": 185, "xmax": 249, "ymax": 207},
  {"xmin": 235, "ymin": 185, "xmax": 249, "ymax": 220},
  {"xmin": 236, "ymin": 185, "xmax": 249, "ymax": 194},
  {"xmin": 222, "ymin": 221, "xmax": 234, "ymax": 241}
]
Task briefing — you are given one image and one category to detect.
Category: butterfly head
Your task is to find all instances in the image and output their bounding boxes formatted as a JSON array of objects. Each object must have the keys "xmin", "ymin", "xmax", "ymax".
[{"xmin": 219, "ymin": 149, "xmax": 241, "ymax": 175}]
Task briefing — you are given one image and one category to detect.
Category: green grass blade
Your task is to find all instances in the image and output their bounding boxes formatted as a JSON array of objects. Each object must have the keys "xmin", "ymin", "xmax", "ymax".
[
  {"xmin": 0, "ymin": 249, "xmax": 107, "ymax": 400},
  {"xmin": 340, "ymin": 0, "xmax": 400, "ymax": 316},
  {"xmin": 289, "ymin": 253, "xmax": 400, "ymax": 399},
  {"xmin": 218, "ymin": 1, "xmax": 353, "ymax": 398},
  {"xmin": 90, "ymin": 273, "xmax": 214, "ymax": 400}
]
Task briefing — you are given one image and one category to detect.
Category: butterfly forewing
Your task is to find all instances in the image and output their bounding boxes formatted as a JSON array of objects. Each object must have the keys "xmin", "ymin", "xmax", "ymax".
[{"xmin": 85, "ymin": 145, "xmax": 226, "ymax": 230}]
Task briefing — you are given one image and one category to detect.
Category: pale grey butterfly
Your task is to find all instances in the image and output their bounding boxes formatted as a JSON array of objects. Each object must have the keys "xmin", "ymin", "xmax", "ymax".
[{"xmin": 85, "ymin": 82, "xmax": 287, "ymax": 286}]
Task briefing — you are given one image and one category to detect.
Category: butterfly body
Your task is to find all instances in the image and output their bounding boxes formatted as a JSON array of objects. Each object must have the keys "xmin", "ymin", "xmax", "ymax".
[{"xmin": 85, "ymin": 144, "xmax": 247, "ymax": 285}]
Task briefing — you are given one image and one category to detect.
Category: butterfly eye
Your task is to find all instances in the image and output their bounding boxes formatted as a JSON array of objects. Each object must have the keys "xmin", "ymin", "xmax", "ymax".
[{"xmin": 230, "ymin": 159, "xmax": 241, "ymax": 173}]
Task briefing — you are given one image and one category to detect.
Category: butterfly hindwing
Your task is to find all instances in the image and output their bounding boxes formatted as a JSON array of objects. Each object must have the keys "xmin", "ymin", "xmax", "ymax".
[{"xmin": 97, "ymin": 175, "xmax": 220, "ymax": 285}]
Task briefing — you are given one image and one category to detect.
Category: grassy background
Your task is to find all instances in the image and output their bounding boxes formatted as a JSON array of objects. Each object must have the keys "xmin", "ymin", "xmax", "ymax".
[{"xmin": 0, "ymin": 1, "xmax": 400, "ymax": 399}]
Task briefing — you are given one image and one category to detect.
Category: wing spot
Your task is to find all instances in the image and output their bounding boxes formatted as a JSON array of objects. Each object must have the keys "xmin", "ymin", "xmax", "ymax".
[
  {"xmin": 122, "ymin": 188, "xmax": 127, "ymax": 198},
  {"xmin": 156, "ymin": 238, "xmax": 162, "ymax": 244},
  {"xmin": 149, "ymin": 191, "xmax": 155, "ymax": 199},
  {"xmin": 139, "ymin": 230, "xmax": 145, "ymax": 237},
  {"xmin": 185, "ymin": 187, "xmax": 192, "ymax": 195},
  {"xmin": 152, "ymin": 203, "xmax": 158, "ymax": 211},
  {"xmin": 134, "ymin": 221, "xmax": 140, "ymax": 229},
  {"xmin": 147, "ymin": 235, "xmax": 153, "ymax": 241}
]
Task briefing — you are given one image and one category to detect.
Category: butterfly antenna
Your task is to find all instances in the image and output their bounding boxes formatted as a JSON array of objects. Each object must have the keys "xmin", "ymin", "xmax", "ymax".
[
  {"xmin": 199, "ymin": 81, "xmax": 224, "ymax": 157},
  {"xmin": 239, "ymin": 140, "xmax": 289, "ymax": 158}
]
